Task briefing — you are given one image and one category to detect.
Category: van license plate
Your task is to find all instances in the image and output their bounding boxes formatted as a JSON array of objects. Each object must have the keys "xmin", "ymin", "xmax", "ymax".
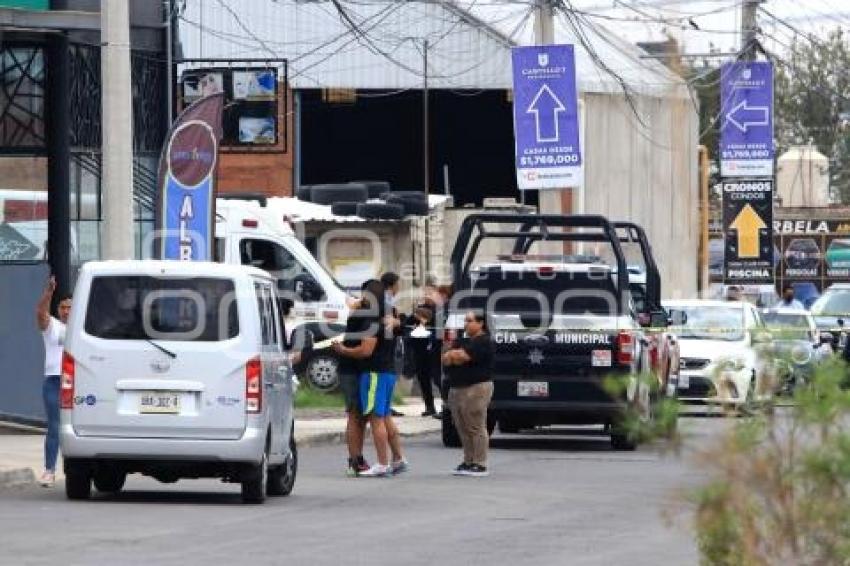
[
  {"xmin": 518, "ymin": 382, "xmax": 548, "ymax": 398},
  {"xmin": 139, "ymin": 392, "xmax": 181, "ymax": 414}
]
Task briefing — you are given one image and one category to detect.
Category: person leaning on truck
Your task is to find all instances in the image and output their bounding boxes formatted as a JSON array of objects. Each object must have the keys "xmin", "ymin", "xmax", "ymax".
[{"xmin": 442, "ymin": 311, "xmax": 493, "ymax": 477}]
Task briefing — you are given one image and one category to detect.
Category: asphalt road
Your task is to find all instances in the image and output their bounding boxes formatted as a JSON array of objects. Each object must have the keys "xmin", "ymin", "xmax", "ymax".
[{"xmin": 0, "ymin": 417, "xmax": 732, "ymax": 566}]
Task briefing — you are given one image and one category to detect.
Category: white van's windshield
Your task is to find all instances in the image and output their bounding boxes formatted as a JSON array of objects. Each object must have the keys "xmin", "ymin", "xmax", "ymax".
[{"xmin": 84, "ymin": 276, "xmax": 239, "ymax": 341}]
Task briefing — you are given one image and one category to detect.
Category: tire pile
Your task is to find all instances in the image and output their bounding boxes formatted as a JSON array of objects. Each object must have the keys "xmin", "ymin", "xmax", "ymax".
[{"xmin": 296, "ymin": 181, "xmax": 429, "ymax": 220}]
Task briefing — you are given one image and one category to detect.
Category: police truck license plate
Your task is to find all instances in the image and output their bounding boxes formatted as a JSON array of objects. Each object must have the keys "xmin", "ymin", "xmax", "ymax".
[
  {"xmin": 518, "ymin": 382, "xmax": 548, "ymax": 398},
  {"xmin": 592, "ymin": 350, "xmax": 612, "ymax": 367},
  {"xmin": 139, "ymin": 392, "xmax": 181, "ymax": 414}
]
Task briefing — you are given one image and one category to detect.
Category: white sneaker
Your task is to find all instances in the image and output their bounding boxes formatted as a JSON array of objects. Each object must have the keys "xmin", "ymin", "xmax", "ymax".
[
  {"xmin": 38, "ymin": 471, "xmax": 55, "ymax": 487},
  {"xmin": 391, "ymin": 458, "xmax": 410, "ymax": 475},
  {"xmin": 359, "ymin": 464, "xmax": 391, "ymax": 478}
]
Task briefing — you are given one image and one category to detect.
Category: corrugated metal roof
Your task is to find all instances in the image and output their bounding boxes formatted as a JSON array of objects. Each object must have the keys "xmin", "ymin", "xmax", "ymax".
[{"xmin": 179, "ymin": 0, "xmax": 689, "ymax": 98}]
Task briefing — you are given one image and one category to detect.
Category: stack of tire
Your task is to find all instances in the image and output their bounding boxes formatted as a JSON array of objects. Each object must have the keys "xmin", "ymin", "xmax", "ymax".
[{"xmin": 296, "ymin": 181, "xmax": 429, "ymax": 220}]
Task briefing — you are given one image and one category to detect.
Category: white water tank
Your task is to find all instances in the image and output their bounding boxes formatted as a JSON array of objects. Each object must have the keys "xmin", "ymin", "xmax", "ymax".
[{"xmin": 776, "ymin": 145, "xmax": 830, "ymax": 206}]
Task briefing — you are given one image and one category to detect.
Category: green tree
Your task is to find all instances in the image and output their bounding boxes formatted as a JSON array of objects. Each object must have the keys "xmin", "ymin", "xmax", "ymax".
[
  {"xmin": 775, "ymin": 29, "xmax": 850, "ymax": 203},
  {"xmin": 686, "ymin": 358, "xmax": 850, "ymax": 565}
]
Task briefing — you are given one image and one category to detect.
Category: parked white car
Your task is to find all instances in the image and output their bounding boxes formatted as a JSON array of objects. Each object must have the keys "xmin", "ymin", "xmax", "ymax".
[
  {"xmin": 662, "ymin": 300, "xmax": 775, "ymax": 410},
  {"xmin": 60, "ymin": 260, "xmax": 297, "ymax": 503}
]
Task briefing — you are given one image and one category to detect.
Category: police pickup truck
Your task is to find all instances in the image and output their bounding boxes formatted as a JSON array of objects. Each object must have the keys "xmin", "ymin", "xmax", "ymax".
[{"xmin": 442, "ymin": 214, "xmax": 670, "ymax": 450}]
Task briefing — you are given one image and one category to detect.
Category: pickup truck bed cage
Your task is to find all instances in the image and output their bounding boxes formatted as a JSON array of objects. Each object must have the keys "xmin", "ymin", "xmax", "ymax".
[
  {"xmin": 450, "ymin": 214, "xmax": 630, "ymax": 315},
  {"xmin": 508, "ymin": 220, "xmax": 662, "ymax": 314}
]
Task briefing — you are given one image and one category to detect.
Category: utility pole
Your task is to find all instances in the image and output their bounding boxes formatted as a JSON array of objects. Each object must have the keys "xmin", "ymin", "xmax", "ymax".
[
  {"xmin": 423, "ymin": 38, "xmax": 429, "ymax": 195},
  {"xmin": 101, "ymin": 0, "xmax": 135, "ymax": 260},
  {"xmin": 533, "ymin": 1, "xmax": 566, "ymax": 220},
  {"xmin": 165, "ymin": 0, "xmax": 174, "ymax": 126},
  {"xmin": 534, "ymin": 0, "xmax": 555, "ymax": 45},
  {"xmin": 741, "ymin": 0, "xmax": 762, "ymax": 59}
]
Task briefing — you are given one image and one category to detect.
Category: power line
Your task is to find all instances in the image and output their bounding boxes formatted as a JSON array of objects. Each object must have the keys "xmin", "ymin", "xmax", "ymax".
[{"xmin": 215, "ymin": 0, "xmax": 279, "ymax": 59}]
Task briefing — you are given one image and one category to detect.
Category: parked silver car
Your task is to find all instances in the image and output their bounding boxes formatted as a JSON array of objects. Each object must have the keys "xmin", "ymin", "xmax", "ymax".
[{"xmin": 60, "ymin": 261, "xmax": 297, "ymax": 503}]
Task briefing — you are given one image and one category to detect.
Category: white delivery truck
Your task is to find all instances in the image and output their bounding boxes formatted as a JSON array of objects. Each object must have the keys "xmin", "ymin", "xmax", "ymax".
[{"xmin": 214, "ymin": 197, "xmax": 351, "ymax": 390}]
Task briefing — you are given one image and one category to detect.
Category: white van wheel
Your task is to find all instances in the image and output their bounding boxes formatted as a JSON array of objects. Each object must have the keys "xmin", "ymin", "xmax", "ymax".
[
  {"xmin": 306, "ymin": 354, "xmax": 340, "ymax": 391},
  {"xmin": 241, "ymin": 452, "xmax": 268, "ymax": 504},
  {"xmin": 268, "ymin": 433, "xmax": 297, "ymax": 497}
]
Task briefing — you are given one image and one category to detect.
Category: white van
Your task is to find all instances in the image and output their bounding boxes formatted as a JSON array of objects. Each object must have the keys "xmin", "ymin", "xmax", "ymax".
[
  {"xmin": 214, "ymin": 198, "xmax": 351, "ymax": 390},
  {"xmin": 60, "ymin": 261, "xmax": 297, "ymax": 504}
]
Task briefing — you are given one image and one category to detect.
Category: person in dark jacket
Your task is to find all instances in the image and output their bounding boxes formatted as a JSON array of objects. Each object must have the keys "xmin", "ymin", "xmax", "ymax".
[
  {"xmin": 407, "ymin": 306, "xmax": 439, "ymax": 416},
  {"xmin": 442, "ymin": 311, "xmax": 493, "ymax": 477}
]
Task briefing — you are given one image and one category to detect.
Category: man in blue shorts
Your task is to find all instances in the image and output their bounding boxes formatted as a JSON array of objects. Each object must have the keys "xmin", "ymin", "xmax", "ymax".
[{"xmin": 333, "ymin": 279, "xmax": 402, "ymax": 477}]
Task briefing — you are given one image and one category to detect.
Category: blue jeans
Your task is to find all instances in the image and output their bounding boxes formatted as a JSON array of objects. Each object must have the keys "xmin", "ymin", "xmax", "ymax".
[{"xmin": 42, "ymin": 375, "xmax": 60, "ymax": 472}]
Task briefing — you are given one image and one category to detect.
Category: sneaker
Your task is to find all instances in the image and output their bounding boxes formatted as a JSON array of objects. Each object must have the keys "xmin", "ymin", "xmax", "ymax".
[
  {"xmin": 421, "ymin": 410, "xmax": 436, "ymax": 417},
  {"xmin": 390, "ymin": 408, "xmax": 404, "ymax": 417},
  {"xmin": 346, "ymin": 457, "xmax": 371, "ymax": 477},
  {"xmin": 359, "ymin": 464, "xmax": 391, "ymax": 478},
  {"xmin": 391, "ymin": 458, "xmax": 410, "ymax": 475},
  {"xmin": 465, "ymin": 464, "xmax": 489, "ymax": 477},
  {"xmin": 452, "ymin": 462, "xmax": 471, "ymax": 476},
  {"xmin": 38, "ymin": 471, "xmax": 55, "ymax": 487}
]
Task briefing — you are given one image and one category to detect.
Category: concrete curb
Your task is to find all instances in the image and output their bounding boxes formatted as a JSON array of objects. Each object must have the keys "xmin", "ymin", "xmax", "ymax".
[
  {"xmin": 0, "ymin": 421, "xmax": 45, "ymax": 434},
  {"xmin": 0, "ymin": 467, "xmax": 36, "ymax": 489},
  {"xmin": 296, "ymin": 427, "xmax": 439, "ymax": 448}
]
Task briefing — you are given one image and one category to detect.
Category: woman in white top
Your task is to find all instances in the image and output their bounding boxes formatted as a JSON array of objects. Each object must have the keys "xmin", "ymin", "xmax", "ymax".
[{"xmin": 36, "ymin": 276, "xmax": 72, "ymax": 487}]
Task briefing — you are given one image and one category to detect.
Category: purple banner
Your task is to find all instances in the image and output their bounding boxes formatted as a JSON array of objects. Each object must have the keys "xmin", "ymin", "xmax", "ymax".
[
  {"xmin": 720, "ymin": 61, "xmax": 774, "ymax": 178},
  {"xmin": 511, "ymin": 45, "xmax": 582, "ymax": 190}
]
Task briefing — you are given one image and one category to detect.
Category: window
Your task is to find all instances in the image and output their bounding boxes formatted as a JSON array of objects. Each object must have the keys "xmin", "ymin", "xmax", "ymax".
[
  {"xmin": 630, "ymin": 283, "xmax": 647, "ymax": 313},
  {"xmin": 85, "ymin": 276, "xmax": 239, "ymax": 341},
  {"xmin": 812, "ymin": 291, "xmax": 850, "ymax": 315},
  {"xmin": 669, "ymin": 306, "xmax": 745, "ymax": 342},
  {"xmin": 240, "ymin": 238, "xmax": 325, "ymax": 300},
  {"xmin": 475, "ymin": 270, "xmax": 620, "ymax": 316},
  {"xmin": 240, "ymin": 238, "xmax": 306, "ymax": 277},
  {"xmin": 263, "ymin": 284, "xmax": 278, "ymax": 347},
  {"xmin": 255, "ymin": 282, "xmax": 271, "ymax": 346}
]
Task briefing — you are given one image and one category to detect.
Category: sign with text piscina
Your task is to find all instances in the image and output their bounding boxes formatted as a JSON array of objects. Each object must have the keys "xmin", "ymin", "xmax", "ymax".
[{"xmin": 722, "ymin": 179, "xmax": 774, "ymax": 285}]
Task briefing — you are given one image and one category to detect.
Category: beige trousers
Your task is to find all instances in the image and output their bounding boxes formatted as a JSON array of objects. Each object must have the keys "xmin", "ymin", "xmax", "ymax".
[{"xmin": 448, "ymin": 381, "xmax": 494, "ymax": 466}]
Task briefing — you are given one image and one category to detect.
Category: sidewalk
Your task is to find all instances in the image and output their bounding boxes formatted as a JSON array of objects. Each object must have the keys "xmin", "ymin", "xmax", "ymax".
[{"xmin": 0, "ymin": 398, "xmax": 441, "ymax": 489}]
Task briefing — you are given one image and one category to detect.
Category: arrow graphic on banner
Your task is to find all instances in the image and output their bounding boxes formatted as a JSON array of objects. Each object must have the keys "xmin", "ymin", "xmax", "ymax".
[
  {"xmin": 730, "ymin": 204, "xmax": 767, "ymax": 258},
  {"xmin": 527, "ymin": 84, "xmax": 566, "ymax": 143},
  {"xmin": 725, "ymin": 100, "xmax": 769, "ymax": 133}
]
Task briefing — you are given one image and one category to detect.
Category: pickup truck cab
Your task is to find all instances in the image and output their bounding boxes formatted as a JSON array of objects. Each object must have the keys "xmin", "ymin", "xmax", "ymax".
[{"xmin": 443, "ymin": 214, "xmax": 658, "ymax": 450}]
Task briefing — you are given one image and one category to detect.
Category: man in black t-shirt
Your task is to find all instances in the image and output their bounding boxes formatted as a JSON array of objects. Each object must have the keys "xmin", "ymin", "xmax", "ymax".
[
  {"xmin": 333, "ymin": 279, "xmax": 405, "ymax": 477},
  {"xmin": 338, "ymin": 306, "xmax": 371, "ymax": 476}
]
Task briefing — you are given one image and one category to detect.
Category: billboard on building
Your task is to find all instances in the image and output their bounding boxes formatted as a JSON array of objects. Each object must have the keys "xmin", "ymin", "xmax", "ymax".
[
  {"xmin": 710, "ymin": 216, "xmax": 850, "ymax": 291},
  {"xmin": 180, "ymin": 67, "xmax": 279, "ymax": 147}
]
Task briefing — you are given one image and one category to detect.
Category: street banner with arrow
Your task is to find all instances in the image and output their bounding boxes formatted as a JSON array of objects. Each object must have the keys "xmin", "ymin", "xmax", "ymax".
[
  {"xmin": 719, "ymin": 61, "xmax": 774, "ymax": 178},
  {"xmin": 511, "ymin": 45, "xmax": 582, "ymax": 190},
  {"xmin": 722, "ymin": 179, "xmax": 774, "ymax": 285}
]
